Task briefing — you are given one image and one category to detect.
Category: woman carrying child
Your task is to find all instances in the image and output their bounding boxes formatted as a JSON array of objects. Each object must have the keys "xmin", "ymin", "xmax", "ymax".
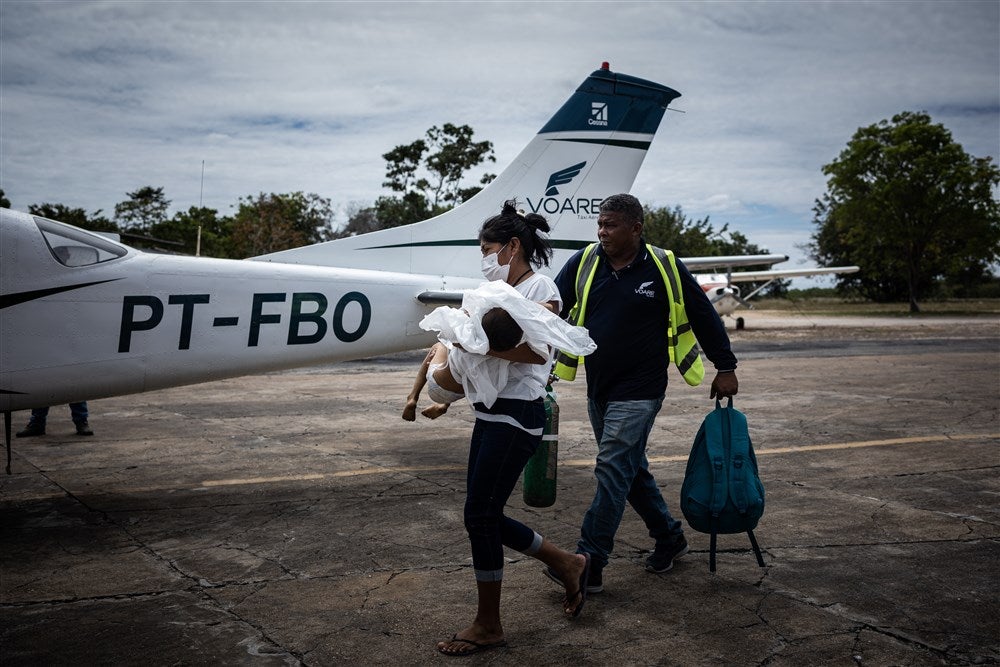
[{"xmin": 434, "ymin": 202, "xmax": 593, "ymax": 657}]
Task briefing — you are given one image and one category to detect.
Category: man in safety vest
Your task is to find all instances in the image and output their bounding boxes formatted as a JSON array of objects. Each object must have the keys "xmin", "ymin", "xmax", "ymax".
[{"xmin": 549, "ymin": 193, "xmax": 739, "ymax": 595}]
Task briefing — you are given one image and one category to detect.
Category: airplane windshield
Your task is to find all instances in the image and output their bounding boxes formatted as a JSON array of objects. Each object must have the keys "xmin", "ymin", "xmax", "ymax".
[{"xmin": 34, "ymin": 217, "xmax": 128, "ymax": 267}]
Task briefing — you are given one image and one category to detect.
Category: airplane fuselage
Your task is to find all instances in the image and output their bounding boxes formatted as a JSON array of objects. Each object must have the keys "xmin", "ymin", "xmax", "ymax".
[{"xmin": 0, "ymin": 210, "xmax": 478, "ymax": 411}]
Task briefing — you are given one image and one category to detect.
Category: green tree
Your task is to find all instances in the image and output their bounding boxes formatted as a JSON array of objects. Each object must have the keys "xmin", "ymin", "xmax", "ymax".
[
  {"xmin": 643, "ymin": 205, "xmax": 719, "ymax": 256},
  {"xmin": 27, "ymin": 203, "xmax": 118, "ymax": 233},
  {"xmin": 642, "ymin": 205, "xmax": 768, "ymax": 257},
  {"xmin": 422, "ymin": 124, "xmax": 496, "ymax": 207},
  {"xmin": 229, "ymin": 192, "xmax": 335, "ymax": 257},
  {"xmin": 333, "ymin": 202, "xmax": 381, "ymax": 238},
  {"xmin": 809, "ymin": 111, "xmax": 1000, "ymax": 311},
  {"xmin": 642, "ymin": 204, "xmax": 785, "ymax": 297},
  {"xmin": 114, "ymin": 186, "xmax": 170, "ymax": 234},
  {"xmin": 351, "ymin": 123, "xmax": 496, "ymax": 233},
  {"xmin": 149, "ymin": 206, "xmax": 233, "ymax": 257}
]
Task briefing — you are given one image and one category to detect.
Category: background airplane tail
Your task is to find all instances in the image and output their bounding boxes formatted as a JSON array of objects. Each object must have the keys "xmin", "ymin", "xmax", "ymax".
[{"xmin": 255, "ymin": 64, "xmax": 681, "ymax": 278}]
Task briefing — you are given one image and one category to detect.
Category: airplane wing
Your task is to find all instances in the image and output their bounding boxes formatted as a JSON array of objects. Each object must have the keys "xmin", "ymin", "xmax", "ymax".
[
  {"xmin": 697, "ymin": 264, "xmax": 861, "ymax": 328},
  {"xmin": 723, "ymin": 266, "xmax": 860, "ymax": 282},
  {"xmin": 681, "ymin": 254, "xmax": 789, "ymax": 270}
]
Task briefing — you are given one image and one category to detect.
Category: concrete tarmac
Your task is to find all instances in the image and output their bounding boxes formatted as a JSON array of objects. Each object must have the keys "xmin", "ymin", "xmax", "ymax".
[{"xmin": 2, "ymin": 311, "xmax": 998, "ymax": 665}]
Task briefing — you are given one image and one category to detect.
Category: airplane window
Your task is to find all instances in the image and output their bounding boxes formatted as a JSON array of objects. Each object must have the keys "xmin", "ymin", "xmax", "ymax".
[{"xmin": 34, "ymin": 217, "xmax": 128, "ymax": 267}]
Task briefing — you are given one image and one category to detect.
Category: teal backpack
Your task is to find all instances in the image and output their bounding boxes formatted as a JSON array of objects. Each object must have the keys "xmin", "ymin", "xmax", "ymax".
[{"xmin": 680, "ymin": 398, "xmax": 765, "ymax": 572}]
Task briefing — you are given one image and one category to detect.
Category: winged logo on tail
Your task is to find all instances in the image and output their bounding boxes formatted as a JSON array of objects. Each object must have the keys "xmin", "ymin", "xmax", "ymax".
[{"xmin": 544, "ymin": 161, "xmax": 587, "ymax": 196}]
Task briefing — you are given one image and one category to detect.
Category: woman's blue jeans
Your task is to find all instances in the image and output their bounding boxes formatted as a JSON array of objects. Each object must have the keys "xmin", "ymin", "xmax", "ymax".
[
  {"xmin": 464, "ymin": 398, "xmax": 543, "ymax": 582},
  {"xmin": 578, "ymin": 396, "xmax": 684, "ymax": 571}
]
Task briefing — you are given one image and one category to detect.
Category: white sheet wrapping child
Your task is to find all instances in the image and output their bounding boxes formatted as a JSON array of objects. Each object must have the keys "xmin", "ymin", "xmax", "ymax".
[{"xmin": 418, "ymin": 280, "xmax": 596, "ymax": 408}]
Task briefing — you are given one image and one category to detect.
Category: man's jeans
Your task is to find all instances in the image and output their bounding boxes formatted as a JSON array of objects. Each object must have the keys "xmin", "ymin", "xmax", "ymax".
[{"xmin": 578, "ymin": 396, "xmax": 684, "ymax": 571}]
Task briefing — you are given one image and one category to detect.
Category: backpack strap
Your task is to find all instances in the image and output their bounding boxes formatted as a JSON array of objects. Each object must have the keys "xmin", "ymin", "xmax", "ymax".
[
  {"xmin": 726, "ymin": 401, "xmax": 750, "ymax": 516},
  {"xmin": 704, "ymin": 400, "xmax": 728, "ymax": 574},
  {"xmin": 703, "ymin": 400, "xmax": 728, "ymax": 518}
]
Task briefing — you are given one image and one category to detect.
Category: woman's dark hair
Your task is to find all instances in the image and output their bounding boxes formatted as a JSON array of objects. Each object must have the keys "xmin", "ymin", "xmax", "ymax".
[{"xmin": 478, "ymin": 200, "xmax": 554, "ymax": 268}]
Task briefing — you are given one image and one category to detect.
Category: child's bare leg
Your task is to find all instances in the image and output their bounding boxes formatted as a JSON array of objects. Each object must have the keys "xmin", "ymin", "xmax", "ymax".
[
  {"xmin": 420, "ymin": 345, "xmax": 459, "ymax": 419},
  {"xmin": 403, "ymin": 345, "xmax": 439, "ymax": 421},
  {"xmin": 430, "ymin": 349, "xmax": 463, "ymax": 394}
]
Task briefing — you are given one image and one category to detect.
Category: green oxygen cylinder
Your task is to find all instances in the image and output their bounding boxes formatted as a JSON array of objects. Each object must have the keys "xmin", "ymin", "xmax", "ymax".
[{"xmin": 523, "ymin": 383, "xmax": 558, "ymax": 507}]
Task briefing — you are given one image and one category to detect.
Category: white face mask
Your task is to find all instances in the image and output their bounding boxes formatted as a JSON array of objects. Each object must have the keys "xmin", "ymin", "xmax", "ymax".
[{"xmin": 481, "ymin": 243, "xmax": 511, "ymax": 282}]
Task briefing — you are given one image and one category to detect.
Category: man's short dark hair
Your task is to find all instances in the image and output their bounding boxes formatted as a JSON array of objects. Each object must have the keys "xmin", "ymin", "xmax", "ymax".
[
  {"xmin": 599, "ymin": 193, "xmax": 644, "ymax": 225},
  {"xmin": 482, "ymin": 307, "xmax": 523, "ymax": 352}
]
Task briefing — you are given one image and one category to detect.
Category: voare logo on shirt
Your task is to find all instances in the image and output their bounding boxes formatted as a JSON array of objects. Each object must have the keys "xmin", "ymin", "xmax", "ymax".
[{"xmin": 635, "ymin": 281, "xmax": 655, "ymax": 298}]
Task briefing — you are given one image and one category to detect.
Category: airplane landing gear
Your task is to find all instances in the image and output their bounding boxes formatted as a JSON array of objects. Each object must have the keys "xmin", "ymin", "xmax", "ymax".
[{"xmin": 4, "ymin": 411, "xmax": 11, "ymax": 474}]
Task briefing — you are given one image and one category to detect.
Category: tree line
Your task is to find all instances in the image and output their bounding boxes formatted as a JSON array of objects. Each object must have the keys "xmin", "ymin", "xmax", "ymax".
[
  {"xmin": 3, "ymin": 113, "xmax": 997, "ymax": 310},
  {"xmin": 0, "ymin": 121, "xmax": 770, "ymax": 265},
  {"xmin": 808, "ymin": 111, "xmax": 999, "ymax": 311}
]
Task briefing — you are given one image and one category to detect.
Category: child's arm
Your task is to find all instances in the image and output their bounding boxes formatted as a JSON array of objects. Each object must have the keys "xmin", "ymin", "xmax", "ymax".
[{"xmin": 487, "ymin": 343, "xmax": 547, "ymax": 364}]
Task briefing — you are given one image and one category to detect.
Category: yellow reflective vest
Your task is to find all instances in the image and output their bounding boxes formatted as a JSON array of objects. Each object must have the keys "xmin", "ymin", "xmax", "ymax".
[{"xmin": 553, "ymin": 243, "xmax": 705, "ymax": 386}]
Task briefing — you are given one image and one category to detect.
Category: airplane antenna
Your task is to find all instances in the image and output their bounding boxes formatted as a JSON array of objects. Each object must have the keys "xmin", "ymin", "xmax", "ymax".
[{"xmin": 197, "ymin": 160, "xmax": 204, "ymax": 257}]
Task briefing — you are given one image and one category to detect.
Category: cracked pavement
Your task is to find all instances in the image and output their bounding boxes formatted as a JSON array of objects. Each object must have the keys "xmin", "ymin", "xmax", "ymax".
[{"xmin": 1, "ymin": 312, "xmax": 998, "ymax": 665}]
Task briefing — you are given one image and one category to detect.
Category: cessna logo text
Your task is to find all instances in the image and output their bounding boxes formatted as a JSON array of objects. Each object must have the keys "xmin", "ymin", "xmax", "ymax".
[{"xmin": 590, "ymin": 102, "xmax": 608, "ymax": 126}]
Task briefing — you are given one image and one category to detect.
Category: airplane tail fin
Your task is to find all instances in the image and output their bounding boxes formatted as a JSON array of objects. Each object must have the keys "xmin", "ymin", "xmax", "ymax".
[{"xmin": 254, "ymin": 63, "xmax": 681, "ymax": 278}]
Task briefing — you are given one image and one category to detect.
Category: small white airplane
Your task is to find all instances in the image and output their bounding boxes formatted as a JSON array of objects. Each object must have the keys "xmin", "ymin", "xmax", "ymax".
[
  {"xmin": 0, "ymin": 63, "xmax": 856, "ymax": 467},
  {"xmin": 689, "ymin": 262, "xmax": 860, "ymax": 329}
]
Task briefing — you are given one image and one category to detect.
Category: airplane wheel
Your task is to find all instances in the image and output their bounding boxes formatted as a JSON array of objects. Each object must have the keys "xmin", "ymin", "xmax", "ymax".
[{"xmin": 736, "ymin": 317, "xmax": 745, "ymax": 330}]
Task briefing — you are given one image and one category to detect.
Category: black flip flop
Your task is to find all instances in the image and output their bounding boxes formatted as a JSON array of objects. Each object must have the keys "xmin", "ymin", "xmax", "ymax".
[
  {"xmin": 437, "ymin": 634, "xmax": 508, "ymax": 657},
  {"xmin": 564, "ymin": 552, "xmax": 591, "ymax": 618}
]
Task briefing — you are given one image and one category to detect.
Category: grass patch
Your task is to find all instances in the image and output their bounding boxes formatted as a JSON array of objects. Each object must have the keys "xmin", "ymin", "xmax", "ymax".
[{"xmin": 753, "ymin": 297, "xmax": 1000, "ymax": 316}]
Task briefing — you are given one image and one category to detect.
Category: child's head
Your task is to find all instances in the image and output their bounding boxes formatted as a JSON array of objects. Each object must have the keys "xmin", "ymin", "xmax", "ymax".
[{"xmin": 482, "ymin": 307, "xmax": 523, "ymax": 352}]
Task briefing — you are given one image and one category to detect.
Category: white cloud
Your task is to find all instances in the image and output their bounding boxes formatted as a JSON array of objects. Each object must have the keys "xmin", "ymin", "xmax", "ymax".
[{"xmin": 1, "ymin": 0, "xmax": 997, "ymax": 279}]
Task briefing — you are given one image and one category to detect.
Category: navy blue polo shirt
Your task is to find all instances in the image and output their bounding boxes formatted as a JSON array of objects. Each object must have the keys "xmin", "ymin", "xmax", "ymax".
[{"xmin": 555, "ymin": 241, "xmax": 738, "ymax": 402}]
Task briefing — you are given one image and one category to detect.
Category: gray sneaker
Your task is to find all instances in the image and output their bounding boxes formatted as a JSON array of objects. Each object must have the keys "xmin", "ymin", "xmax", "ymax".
[
  {"xmin": 645, "ymin": 537, "xmax": 689, "ymax": 573},
  {"xmin": 16, "ymin": 421, "xmax": 45, "ymax": 438}
]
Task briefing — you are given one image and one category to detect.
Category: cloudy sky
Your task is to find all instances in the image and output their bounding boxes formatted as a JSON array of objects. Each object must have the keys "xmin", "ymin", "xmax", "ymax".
[{"xmin": 2, "ymin": 0, "xmax": 998, "ymax": 282}]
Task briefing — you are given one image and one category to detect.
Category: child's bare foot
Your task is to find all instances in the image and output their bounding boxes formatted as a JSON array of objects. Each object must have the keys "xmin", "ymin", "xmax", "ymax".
[
  {"xmin": 402, "ymin": 400, "xmax": 417, "ymax": 421},
  {"xmin": 421, "ymin": 403, "xmax": 449, "ymax": 419}
]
